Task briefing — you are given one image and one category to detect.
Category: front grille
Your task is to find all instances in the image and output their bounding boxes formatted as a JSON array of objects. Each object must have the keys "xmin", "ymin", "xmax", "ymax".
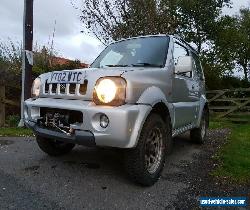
[
  {"xmin": 44, "ymin": 79, "xmax": 88, "ymax": 95},
  {"xmin": 69, "ymin": 83, "xmax": 76, "ymax": 94},
  {"xmin": 60, "ymin": 84, "xmax": 66, "ymax": 94},
  {"xmin": 45, "ymin": 81, "xmax": 49, "ymax": 93},
  {"xmin": 79, "ymin": 80, "xmax": 88, "ymax": 95},
  {"xmin": 51, "ymin": 83, "xmax": 57, "ymax": 93}
]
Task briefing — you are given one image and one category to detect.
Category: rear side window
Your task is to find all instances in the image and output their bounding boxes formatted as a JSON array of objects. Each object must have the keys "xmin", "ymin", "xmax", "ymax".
[
  {"xmin": 173, "ymin": 42, "xmax": 189, "ymax": 65},
  {"xmin": 174, "ymin": 42, "xmax": 191, "ymax": 77},
  {"xmin": 192, "ymin": 52, "xmax": 204, "ymax": 80}
]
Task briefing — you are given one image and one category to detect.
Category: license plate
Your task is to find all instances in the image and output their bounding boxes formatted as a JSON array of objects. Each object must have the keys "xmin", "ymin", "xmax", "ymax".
[{"xmin": 48, "ymin": 71, "xmax": 85, "ymax": 84}]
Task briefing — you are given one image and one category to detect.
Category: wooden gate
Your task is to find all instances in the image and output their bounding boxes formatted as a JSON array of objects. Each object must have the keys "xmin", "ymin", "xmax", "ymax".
[{"xmin": 206, "ymin": 88, "xmax": 250, "ymax": 118}]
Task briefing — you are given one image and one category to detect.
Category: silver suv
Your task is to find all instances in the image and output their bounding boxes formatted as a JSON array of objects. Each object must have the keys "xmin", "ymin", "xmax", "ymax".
[{"xmin": 24, "ymin": 35, "xmax": 209, "ymax": 186}]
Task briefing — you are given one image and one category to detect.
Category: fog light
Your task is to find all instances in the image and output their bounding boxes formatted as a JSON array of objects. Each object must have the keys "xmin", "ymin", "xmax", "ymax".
[{"xmin": 100, "ymin": 114, "xmax": 109, "ymax": 128}]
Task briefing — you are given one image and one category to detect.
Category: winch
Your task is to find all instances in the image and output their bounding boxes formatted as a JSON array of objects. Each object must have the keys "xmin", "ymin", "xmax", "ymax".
[
  {"xmin": 38, "ymin": 108, "xmax": 83, "ymax": 135},
  {"xmin": 44, "ymin": 112, "xmax": 70, "ymax": 129}
]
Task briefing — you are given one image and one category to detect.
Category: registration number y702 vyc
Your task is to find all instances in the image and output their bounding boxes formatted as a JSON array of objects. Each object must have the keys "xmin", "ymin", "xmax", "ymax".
[{"xmin": 49, "ymin": 71, "xmax": 85, "ymax": 84}]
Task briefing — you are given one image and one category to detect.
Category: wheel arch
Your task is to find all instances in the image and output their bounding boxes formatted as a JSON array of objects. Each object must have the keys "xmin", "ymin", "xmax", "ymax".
[
  {"xmin": 197, "ymin": 95, "xmax": 209, "ymax": 126},
  {"xmin": 136, "ymin": 86, "xmax": 174, "ymax": 124},
  {"xmin": 151, "ymin": 102, "xmax": 172, "ymax": 126},
  {"xmin": 133, "ymin": 103, "xmax": 173, "ymax": 148}
]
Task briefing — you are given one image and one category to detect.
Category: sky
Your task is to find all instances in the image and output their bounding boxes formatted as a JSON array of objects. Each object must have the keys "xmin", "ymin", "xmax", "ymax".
[{"xmin": 0, "ymin": 0, "xmax": 249, "ymax": 64}]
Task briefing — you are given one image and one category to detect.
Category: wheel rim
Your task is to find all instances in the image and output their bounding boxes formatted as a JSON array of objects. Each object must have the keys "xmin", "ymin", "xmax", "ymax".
[
  {"xmin": 201, "ymin": 115, "xmax": 206, "ymax": 139},
  {"xmin": 145, "ymin": 127, "xmax": 163, "ymax": 174}
]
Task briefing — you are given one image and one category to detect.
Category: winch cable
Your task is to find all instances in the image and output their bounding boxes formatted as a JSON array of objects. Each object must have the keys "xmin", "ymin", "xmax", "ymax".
[{"xmin": 51, "ymin": 122, "xmax": 71, "ymax": 136}]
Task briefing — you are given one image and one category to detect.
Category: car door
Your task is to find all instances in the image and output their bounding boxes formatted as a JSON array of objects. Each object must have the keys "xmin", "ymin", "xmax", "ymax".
[
  {"xmin": 191, "ymin": 51, "xmax": 206, "ymax": 118},
  {"xmin": 172, "ymin": 42, "xmax": 199, "ymax": 129}
]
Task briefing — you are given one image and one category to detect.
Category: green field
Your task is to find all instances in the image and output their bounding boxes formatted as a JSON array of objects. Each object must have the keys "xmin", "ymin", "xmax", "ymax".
[{"xmin": 210, "ymin": 117, "xmax": 250, "ymax": 183}]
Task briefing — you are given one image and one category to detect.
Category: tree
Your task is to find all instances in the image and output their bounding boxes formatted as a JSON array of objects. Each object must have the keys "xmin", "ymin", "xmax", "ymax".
[
  {"xmin": 80, "ymin": 0, "xmax": 179, "ymax": 44},
  {"xmin": 238, "ymin": 9, "xmax": 250, "ymax": 81},
  {"xmin": 214, "ymin": 8, "xmax": 250, "ymax": 81},
  {"xmin": 176, "ymin": 0, "xmax": 231, "ymax": 53},
  {"xmin": 79, "ymin": 0, "xmax": 230, "ymax": 51},
  {"xmin": 0, "ymin": 40, "xmax": 22, "ymax": 73},
  {"xmin": 200, "ymin": 48, "xmax": 234, "ymax": 89},
  {"xmin": 0, "ymin": 40, "xmax": 85, "ymax": 85}
]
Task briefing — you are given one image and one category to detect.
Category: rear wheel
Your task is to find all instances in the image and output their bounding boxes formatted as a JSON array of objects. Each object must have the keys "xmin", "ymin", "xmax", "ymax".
[
  {"xmin": 124, "ymin": 113, "xmax": 172, "ymax": 186},
  {"xmin": 190, "ymin": 108, "xmax": 209, "ymax": 144},
  {"xmin": 36, "ymin": 136, "xmax": 75, "ymax": 156}
]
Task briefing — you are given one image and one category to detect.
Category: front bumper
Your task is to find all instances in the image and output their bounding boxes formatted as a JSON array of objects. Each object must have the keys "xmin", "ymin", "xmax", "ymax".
[
  {"xmin": 24, "ymin": 98, "xmax": 151, "ymax": 148},
  {"xmin": 25, "ymin": 121, "xmax": 96, "ymax": 147}
]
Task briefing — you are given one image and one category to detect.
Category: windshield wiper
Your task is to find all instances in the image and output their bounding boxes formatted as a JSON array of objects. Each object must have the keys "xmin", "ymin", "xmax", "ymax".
[
  {"xmin": 104, "ymin": 64, "xmax": 129, "ymax": 67},
  {"xmin": 131, "ymin": 63, "xmax": 163, "ymax": 67}
]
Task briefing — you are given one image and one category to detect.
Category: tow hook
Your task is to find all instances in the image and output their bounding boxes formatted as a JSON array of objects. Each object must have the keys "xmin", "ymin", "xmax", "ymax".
[{"xmin": 52, "ymin": 122, "xmax": 73, "ymax": 136}]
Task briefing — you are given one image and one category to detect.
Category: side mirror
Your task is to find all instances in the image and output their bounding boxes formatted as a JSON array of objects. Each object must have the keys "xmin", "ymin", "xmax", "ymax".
[{"xmin": 174, "ymin": 56, "xmax": 193, "ymax": 74}]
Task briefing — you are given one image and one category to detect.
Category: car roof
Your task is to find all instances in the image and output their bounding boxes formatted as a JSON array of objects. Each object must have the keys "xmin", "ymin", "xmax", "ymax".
[{"xmin": 110, "ymin": 34, "xmax": 168, "ymax": 44}]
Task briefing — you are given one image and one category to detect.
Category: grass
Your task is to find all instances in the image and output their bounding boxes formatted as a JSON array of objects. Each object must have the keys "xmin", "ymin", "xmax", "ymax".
[
  {"xmin": 0, "ymin": 127, "xmax": 34, "ymax": 137},
  {"xmin": 210, "ymin": 117, "xmax": 250, "ymax": 183},
  {"xmin": 209, "ymin": 119, "xmax": 231, "ymax": 130}
]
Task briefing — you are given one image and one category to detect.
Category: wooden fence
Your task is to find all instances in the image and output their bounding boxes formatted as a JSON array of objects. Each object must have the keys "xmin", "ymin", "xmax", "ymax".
[
  {"xmin": 0, "ymin": 85, "xmax": 250, "ymax": 126},
  {"xmin": 0, "ymin": 84, "xmax": 20, "ymax": 126}
]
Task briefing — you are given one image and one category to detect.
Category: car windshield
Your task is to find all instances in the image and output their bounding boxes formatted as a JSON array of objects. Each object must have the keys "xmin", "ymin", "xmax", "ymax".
[{"xmin": 91, "ymin": 36, "xmax": 170, "ymax": 68}]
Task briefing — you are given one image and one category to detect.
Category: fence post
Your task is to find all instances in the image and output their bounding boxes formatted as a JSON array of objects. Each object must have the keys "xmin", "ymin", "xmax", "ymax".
[{"xmin": 0, "ymin": 85, "xmax": 5, "ymax": 127}]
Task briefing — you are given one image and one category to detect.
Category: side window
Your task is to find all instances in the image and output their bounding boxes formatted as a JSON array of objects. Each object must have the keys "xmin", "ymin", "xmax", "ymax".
[
  {"xmin": 192, "ymin": 52, "xmax": 204, "ymax": 80},
  {"xmin": 173, "ymin": 42, "xmax": 189, "ymax": 65},
  {"xmin": 173, "ymin": 42, "xmax": 191, "ymax": 77}
]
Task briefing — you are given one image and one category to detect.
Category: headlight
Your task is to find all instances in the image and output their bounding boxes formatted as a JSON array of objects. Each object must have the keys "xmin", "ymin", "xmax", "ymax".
[
  {"xmin": 31, "ymin": 78, "xmax": 41, "ymax": 98},
  {"xmin": 93, "ymin": 77, "xmax": 126, "ymax": 106}
]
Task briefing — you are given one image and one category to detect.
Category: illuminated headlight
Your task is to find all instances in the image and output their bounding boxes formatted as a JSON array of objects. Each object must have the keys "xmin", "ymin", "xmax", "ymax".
[
  {"xmin": 31, "ymin": 78, "xmax": 41, "ymax": 98},
  {"xmin": 93, "ymin": 77, "xmax": 126, "ymax": 106}
]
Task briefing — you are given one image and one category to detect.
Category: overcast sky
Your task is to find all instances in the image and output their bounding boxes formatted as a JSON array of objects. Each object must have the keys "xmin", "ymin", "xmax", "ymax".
[{"xmin": 0, "ymin": 0, "xmax": 249, "ymax": 64}]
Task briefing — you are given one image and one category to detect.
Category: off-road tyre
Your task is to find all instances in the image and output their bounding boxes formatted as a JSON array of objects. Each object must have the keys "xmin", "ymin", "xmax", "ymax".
[
  {"xmin": 190, "ymin": 108, "xmax": 209, "ymax": 144},
  {"xmin": 124, "ymin": 113, "xmax": 172, "ymax": 186}
]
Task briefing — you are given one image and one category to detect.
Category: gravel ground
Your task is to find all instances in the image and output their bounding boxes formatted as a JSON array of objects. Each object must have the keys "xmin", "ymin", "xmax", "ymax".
[{"xmin": 0, "ymin": 129, "xmax": 249, "ymax": 209}]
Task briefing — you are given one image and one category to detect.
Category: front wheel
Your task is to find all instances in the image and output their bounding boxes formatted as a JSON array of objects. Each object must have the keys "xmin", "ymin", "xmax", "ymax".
[
  {"xmin": 124, "ymin": 113, "xmax": 172, "ymax": 186},
  {"xmin": 36, "ymin": 136, "xmax": 75, "ymax": 156},
  {"xmin": 190, "ymin": 108, "xmax": 209, "ymax": 144}
]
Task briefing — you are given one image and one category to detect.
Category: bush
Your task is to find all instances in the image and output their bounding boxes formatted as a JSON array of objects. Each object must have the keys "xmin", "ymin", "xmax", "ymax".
[{"xmin": 6, "ymin": 115, "xmax": 20, "ymax": 127}]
